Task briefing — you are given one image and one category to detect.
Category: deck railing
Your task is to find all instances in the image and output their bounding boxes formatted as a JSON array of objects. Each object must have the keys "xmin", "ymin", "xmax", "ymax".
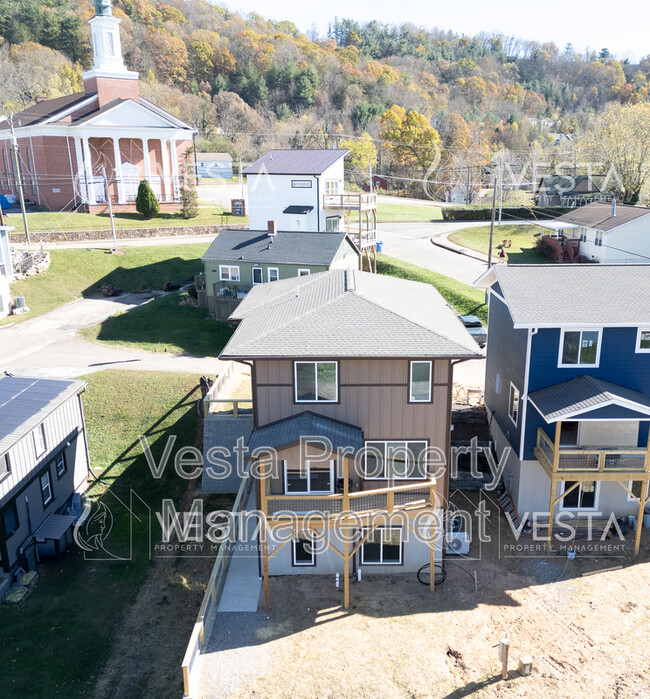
[
  {"xmin": 323, "ymin": 192, "xmax": 377, "ymax": 209},
  {"xmin": 535, "ymin": 427, "xmax": 649, "ymax": 474},
  {"xmin": 201, "ymin": 363, "xmax": 253, "ymax": 418},
  {"xmin": 181, "ymin": 467, "xmax": 254, "ymax": 698}
]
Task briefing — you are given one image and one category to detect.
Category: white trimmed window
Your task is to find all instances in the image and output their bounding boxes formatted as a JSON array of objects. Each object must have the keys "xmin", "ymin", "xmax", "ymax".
[
  {"xmin": 560, "ymin": 481, "xmax": 599, "ymax": 511},
  {"xmin": 54, "ymin": 453, "xmax": 67, "ymax": 478},
  {"xmin": 325, "ymin": 180, "xmax": 340, "ymax": 196},
  {"xmin": 326, "ymin": 216, "xmax": 340, "ymax": 232},
  {"xmin": 627, "ymin": 481, "xmax": 650, "ymax": 502},
  {"xmin": 559, "ymin": 329, "xmax": 601, "ymax": 367},
  {"xmin": 267, "ymin": 267, "xmax": 279, "ymax": 283},
  {"xmin": 40, "ymin": 470, "xmax": 53, "ymax": 507},
  {"xmin": 298, "ymin": 268, "xmax": 311, "ymax": 276},
  {"xmin": 252, "ymin": 267, "xmax": 263, "ymax": 285},
  {"xmin": 361, "ymin": 528, "xmax": 402, "ymax": 565},
  {"xmin": 364, "ymin": 441, "xmax": 427, "ymax": 480},
  {"xmin": 636, "ymin": 328, "xmax": 650, "ymax": 353},
  {"xmin": 508, "ymin": 383, "xmax": 520, "ymax": 426},
  {"xmin": 595, "ymin": 230, "xmax": 603, "ymax": 247},
  {"xmin": 294, "ymin": 361, "xmax": 338, "ymax": 402},
  {"xmin": 291, "ymin": 180, "xmax": 312, "ymax": 188},
  {"xmin": 292, "ymin": 534, "xmax": 316, "ymax": 566},
  {"xmin": 0, "ymin": 452, "xmax": 10, "ymax": 479},
  {"xmin": 33, "ymin": 423, "xmax": 47, "ymax": 458},
  {"xmin": 219, "ymin": 265, "xmax": 240, "ymax": 282},
  {"xmin": 409, "ymin": 361, "xmax": 432, "ymax": 402},
  {"xmin": 284, "ymin": 461, "xmax": 334, "ymax": 494}
]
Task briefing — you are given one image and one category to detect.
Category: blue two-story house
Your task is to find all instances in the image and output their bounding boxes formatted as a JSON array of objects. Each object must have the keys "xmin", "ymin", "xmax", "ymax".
[{"xmin": 475, "ymin": 265, "xmax": 650, "ymax": 552}]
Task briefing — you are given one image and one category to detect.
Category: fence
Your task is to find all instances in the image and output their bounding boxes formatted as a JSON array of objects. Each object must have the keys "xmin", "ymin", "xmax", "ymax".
[
  {"xmin": 181, "ymin": 467, "xmax": 255, "ymax": 698},
  {"xmin": 201, "ymin": 363, "xmax": 254, "ymax": 418}
]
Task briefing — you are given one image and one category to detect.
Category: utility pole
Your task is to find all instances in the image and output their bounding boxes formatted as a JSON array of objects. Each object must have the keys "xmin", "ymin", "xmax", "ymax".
[
  {"xmin": 101, "ymin": 165, "xmax": 118, "ymax": 253},
  {"xmin": 487, "ymin": 176, "xmax": 498, "ymax": 272},
  {"xmin": 239, "ymin": 156, "xmax": 244, "ymax": 199},
  {"xmin": 369, "ymin": 160, "xmax": 373, "ymax": 193},
  {"xmin": 9, "ymin": 113, "xmax": 30, "ymax": 251},
  {"xmin": 498, "ymin": 156, "xmax": 504, "ymax": 225},
  {"xmin": 466, "ymin": 165, "xmax": 471, "ymax": 205}
]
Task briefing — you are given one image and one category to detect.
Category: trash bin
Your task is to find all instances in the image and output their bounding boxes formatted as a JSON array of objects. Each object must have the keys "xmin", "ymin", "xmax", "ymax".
[{"xmin": 376, "ymin": 240, "xmax": 384, "ymax": 253}]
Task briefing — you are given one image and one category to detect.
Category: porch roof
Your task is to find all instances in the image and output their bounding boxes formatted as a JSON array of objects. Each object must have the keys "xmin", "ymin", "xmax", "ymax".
[
  {"xmin": 528, "ymin": 375, "xmax": 650, "ymax": 422},
  {"xmin": 248, "ymin": 411, "xmax": 364, "ymax": 453}
]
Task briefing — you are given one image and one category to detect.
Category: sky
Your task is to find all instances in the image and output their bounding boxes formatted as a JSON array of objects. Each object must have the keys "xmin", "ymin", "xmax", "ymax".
[{"xmin": 229, "ymin": 0, "xmax": 650, "ymax": 62}]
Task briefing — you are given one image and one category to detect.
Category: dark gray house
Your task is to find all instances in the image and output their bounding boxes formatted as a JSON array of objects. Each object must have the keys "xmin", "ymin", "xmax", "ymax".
[
  {"xmin": 0, "ymin": 376, "xmax": 90, "ymax": 594},
  {"xmin": 198, "ymin": 227, "xmax": 360, "ymax": 319}
]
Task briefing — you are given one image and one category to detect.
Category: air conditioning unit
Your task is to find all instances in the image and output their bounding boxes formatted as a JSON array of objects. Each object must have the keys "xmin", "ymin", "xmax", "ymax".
[
  {"xmin": 12, "ymin": 296, "xmax": 29, "ymax": 315},
  {"xmin": 446, "ymin": 531, "xmax": 470, "ymax": 556}
]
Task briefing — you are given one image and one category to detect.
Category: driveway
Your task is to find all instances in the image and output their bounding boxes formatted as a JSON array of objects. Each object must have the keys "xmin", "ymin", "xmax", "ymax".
[
  {"xmin": 0, "ymin": 293, "xmax": 225, "ymax": 379},
  {"xmin": 377, "ymin": 222, "xmax": 489, "ymax": 285}
]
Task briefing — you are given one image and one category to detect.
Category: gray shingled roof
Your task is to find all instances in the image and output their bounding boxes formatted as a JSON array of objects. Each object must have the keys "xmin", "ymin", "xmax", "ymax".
[
  {"xmin": 554, "ymin": 201, "xmax": 650, "ymax": 231},
  {"xmin": 476, "ymin": 265, "xmax": 650, "ymax": 327},
  {"xmin": 221, "ymin": 269, "xmax": 482, "ymax": 359},
  {"xmin": 243, "ymin": 149, "xmax": 348, "ymax": 175},
  {"xmin": 202, "ymin": 229, "xmax": 355, "ymax": 265},
  {"xmin": 537, "ymin": 175, "xmax": 604, "ymax": 196},
  {"xmin": 0, "ymin": 376, "xmax": 86, "ymax": 454},
  {"xmin": 528, "ymin": 375, "xmax": 650, "ymax": 422},
  {"xmin": 0, "ymin": 92, "xmax": 96, "ymax": 129},
  {"xmin": 248, "ymin": 412, "xmax": 364, "ymax": 452}
]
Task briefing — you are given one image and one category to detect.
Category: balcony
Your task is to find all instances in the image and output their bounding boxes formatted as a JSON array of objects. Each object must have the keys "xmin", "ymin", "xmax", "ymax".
[
  {"xmin": 535, "ymin": 427, "xmax": 650, "ymax": 480},
  {"xmin": 323, "ymin": 192, "xmax": 377, "ymax": 211}
]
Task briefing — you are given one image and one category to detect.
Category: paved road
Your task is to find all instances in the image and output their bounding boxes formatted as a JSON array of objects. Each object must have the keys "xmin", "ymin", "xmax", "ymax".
[
  {"xmin": 1, "ymin": 292, "xmax": 225, "ymax": 379},
  {"xmin": 378, "ymin": 221, "xmax": 489, "ymax": 285}
]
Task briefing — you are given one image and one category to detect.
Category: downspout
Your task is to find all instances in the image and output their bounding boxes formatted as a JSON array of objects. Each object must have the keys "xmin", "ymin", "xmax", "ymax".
[
  {"xmin": 315, "ymin": 176, "xmax": 320, "ymax": 231},
  {"xmin": 518, "ymin": 327, "xmax": 538, "ymax": 463}
]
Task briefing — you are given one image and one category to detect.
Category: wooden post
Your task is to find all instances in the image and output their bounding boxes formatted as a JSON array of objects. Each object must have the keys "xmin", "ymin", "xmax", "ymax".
[
  {"xmin": 259, "ymin": 459, "xmax": 270, "ymax": 613},
  {"xmin": 552, "ymin": 421, "xmax": 562, "ymax": 472},
  {"xmin": 343, "ymin": 533, "xmax": 350, "ymax": 610},
  {"xmin": 546, "ymin": 477, "xmax": 556, "ymax": 552},
  {"xmin": 429, "ymin": 482, "xmax": 436, "ymax": 592},
  {"xmin": 634, "ymin": 483, "xmax": 647, "ymax": 555},
  {"xmin": 343, "ymin": 457, "xmax": 350, "ymax": 513},
  {"xmin": 500, "ymin": 638, "xmax": 509, "ymax": 680}
]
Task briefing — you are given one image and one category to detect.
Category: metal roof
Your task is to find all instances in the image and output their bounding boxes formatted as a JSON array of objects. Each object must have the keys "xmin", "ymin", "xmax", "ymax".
[
  {"xmin": 34, "ymin": 514, "xmax": 77, "ymax": 541},
  {"xmin": 196, "ymin": 153, "xmax": 233, "ymax": 161},
  {"xmin": 528, "ymin": 375, "xmax": 650, "ymax": 422},
  {"xmin": 248, "ymin": 411, "xmax": 364, "ymax": 452},
  {"xmin": 0, "ymin": 376, "xmax": 86, "ymax": 454},
  {"xmin": 283, "ymin": 205, "xmax": 314, "ymax": 214},
  {"xmin": 202, "ymin": 229, "xmax": 356, "ymax": 265},
  {"xmin": 221, "ymin": 268, "xmax": 482, "ymax": 359},
  {"xmin": 475, "ymin": 264, "xmax": 650, "ymax": 327},
  {"xmin": 554, "ymin": 202, "xmax": 650, "ymax": 231},
  {"xmin": 243, "ymin": 149, "xmax": 348, "ymax": 175}
]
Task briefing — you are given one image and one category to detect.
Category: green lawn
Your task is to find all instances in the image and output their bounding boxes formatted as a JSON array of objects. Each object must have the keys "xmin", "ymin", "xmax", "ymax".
[
  {"xmin": 447, "ymin": 223, "xmax": 551, "ymax": 264},
  {"xmin": 5, "ymin": 206, "xmax": 247, "ymax": 236},
  {"xmin": 2, "ymin": 243, "xmax": 208, "ymax": 324},
  {"xmin": 376, "ymin": 200, "xmax": 443, "ymax": 222},
  {"xmin": 378, "ymin": 255, "xmax": 487, "ymax": 323},
  {"xmin": 80, "ymin": 292, "xmax": 234, "ymax": 356},
  {"xmin": 0, "ymin": 371, "xmax": 217, "ymax": 698}
]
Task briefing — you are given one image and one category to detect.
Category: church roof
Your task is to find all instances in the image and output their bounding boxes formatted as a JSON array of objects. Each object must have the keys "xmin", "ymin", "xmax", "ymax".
[{"xmin": 0, "ymin": 92, "xmax": 97, "ymax": 129}]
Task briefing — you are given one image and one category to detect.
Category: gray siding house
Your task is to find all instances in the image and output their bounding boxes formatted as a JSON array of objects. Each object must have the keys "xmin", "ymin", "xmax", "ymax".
[
  {"xmin": 215, "ymin": 268, "xmax": 481, "ymax": 607},
  {"xmin": 198, "ymin": 228, "xmax": 360, "ymax": 319},
  {"xmin": 0, "ymin": 376, "xmax": 90, "ymax": 590}
]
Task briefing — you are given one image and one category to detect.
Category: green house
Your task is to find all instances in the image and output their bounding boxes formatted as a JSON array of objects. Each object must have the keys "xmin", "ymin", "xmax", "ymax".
[{"xmin": 198, "ymin": 228, "xmax": 360, "ymax": 319}]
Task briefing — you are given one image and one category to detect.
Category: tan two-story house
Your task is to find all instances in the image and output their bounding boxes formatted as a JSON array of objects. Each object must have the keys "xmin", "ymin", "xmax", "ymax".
[{"xmin": 218, "ymin": 268, "xmax": 481, "ymax": 607}]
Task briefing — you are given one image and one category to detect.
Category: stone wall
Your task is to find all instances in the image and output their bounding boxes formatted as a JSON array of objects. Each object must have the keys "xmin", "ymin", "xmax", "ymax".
[{"xmin": 9, "ymin": 223, "xmax": 247, "ymax": 244}]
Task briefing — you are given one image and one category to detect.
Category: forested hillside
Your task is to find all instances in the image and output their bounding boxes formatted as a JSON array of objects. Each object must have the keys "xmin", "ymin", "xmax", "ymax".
[{"xmin": 1, "ymin": 0, "xmax": 650, "ymax": 199}]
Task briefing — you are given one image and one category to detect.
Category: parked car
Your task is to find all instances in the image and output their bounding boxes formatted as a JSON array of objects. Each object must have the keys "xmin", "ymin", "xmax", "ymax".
[{"xmin": 460, "ymin": 315, "xmax": 487, "ymax": 347}]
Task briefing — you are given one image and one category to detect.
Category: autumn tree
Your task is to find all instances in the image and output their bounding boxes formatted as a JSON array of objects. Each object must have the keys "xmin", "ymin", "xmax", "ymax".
[
  {"xmin": 379, "ymin": 105, "xmax": 442, "ymax": 173},
  {"xmin": 577, "ymin": 102, "xmax": 650, "ymax": 204},
  {"xmin": 340, "ymin": 132, "xmax": 378, "ymax": 178}
]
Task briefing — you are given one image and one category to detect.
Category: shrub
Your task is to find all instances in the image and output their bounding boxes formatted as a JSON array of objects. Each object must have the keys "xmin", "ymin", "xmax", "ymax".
[
  {"xmin": 135, "ymin": 180, "xmax": 160, "ymax": 219},
  {"xmin": 441, "ymin": 206, "xmax": 572, "ymax": 221}
]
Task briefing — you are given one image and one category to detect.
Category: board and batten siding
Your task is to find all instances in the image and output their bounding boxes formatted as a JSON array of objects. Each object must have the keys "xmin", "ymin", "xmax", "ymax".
[
  {"xmin": 253, "ymin": 358, "xmax": 453, "ymax": 496},
  {"xmin": 0, "ymin": 394, "xmax": 87, "ymax": 501}
]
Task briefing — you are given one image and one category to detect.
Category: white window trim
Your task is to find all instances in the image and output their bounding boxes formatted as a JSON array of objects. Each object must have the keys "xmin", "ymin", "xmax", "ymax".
[
  {"xmin": 626, "ymin": 481, "xmax": 650, "ymax": 502},
  {"xmin": 363, "ymin": 440, "xmax": 428, "ymax": 480},
  {"xmin": 495, "ymin": 373, "xmax": 502, "ymax": 395},
  {"xmin": 251, "ymin": 266, "xmax": 263, "ymax": 285},
  {"xmin": 508, "ymin": 382, "xmax": 520, "ymax": 427},
  {"xmin": 558, "ymin": 328, "xmax": 602, "ymax": 368},
  {"xmin": 559, "ymin": 481, "xmax": 600, "ymax": 512},
  {"xmin": 409, "ymin": 360, "xmax": 432, "ymax": 403},
  {"xmin": 219, "ymin": 265, "xmax": 240, "ymax": 282},
  {"xmin": 292, "ymin": 535, "xmax": 316, "ymax": 566},
  {"xmin": 361, "ymin": 528, "xmax": 403, "ymax": 565},
  {"xmin": 297, "ymin": 268, "xmax": 311, "ymax": 276},
  {"xmin": 291, "ymin": 179, "xmax": 312, "ymax": 188},
  {"xmin": 55, "ymin": 453, "xmax": 66, "ymax": 478},
  {"xmin": 635, "ymin": 327, "xmax": 650, "ymax": 353},
  {"xmin": 325, "ymin": 216, "xmax": 340, "ymax": 232},
  {"xmin": 41, "ymin": 471, "xmax": 53, "ymax": 506},
  {"xmin": 325, "ymin": 179, "xmax": 340, "ymax": 196},
  {"xmin": 33, "ymin": 424, "xmax": 47, "ymax": 458},
  {"xmin": 283, "ymin": 460, "xmax": 335, "ymax": 495},
  {"xmin": 267, "ymin": 267, "xmax": 279, "ymax": 283},
  {"xmin": 294, "ymin": 361, "xmax": 338, "ymax": 403}
]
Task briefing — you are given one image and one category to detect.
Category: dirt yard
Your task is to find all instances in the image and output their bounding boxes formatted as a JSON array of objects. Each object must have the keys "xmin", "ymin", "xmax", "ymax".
[{"xmin": 198, "ymin": 491, "xmax": 650, "ymax": 698}]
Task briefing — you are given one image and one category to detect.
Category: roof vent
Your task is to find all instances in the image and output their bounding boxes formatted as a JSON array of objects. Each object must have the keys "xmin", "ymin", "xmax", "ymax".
[{"xmin": 611, "ymin": 198, "xmax": 617, "ymax": 217}]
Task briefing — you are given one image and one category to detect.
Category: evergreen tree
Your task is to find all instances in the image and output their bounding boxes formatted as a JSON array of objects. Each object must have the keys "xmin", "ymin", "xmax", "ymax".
[{"xmin": 135, "ymin": 180, "xmax": 160, "ymax": 219}]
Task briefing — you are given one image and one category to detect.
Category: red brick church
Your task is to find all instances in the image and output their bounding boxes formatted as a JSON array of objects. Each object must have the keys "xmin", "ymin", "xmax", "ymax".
[{"xmin": 0, "ymin": 0, "xmax": 195, "ymax": 212}]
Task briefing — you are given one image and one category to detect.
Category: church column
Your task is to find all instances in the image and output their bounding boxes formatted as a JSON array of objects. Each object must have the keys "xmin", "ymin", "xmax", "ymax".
[
  {"xmin": 142, "ymin": 138, "xmax": 151, "ymax": 182},
  {"xmin": 170, "ymin": 139, "xmax": 180, "ymax": 200},
  {"xmin": 161, "ymin": 138, "xmax": 172, "ymax": 202},
  {"xmin": 112, "ymin": 137, "xmax": 125, "ymax": 204},
  {"xmin": 82, "ymin": 137, "xmax": 97, "ymax": 205},
  {"xmin": 73, "ymin": 137, "xmax": 86, "ymax": 204}
]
